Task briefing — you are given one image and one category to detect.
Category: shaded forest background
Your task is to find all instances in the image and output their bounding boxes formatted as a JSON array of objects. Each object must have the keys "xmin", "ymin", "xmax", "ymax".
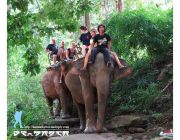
[{"xmin": 7, "ymin": 0, "xmax": 173, "ymax": 138}]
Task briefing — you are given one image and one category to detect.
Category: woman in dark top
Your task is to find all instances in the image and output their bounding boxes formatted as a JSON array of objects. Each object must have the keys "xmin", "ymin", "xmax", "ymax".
[
  {"xmin": 65, "ymin": 42, "xmax": 79, "ymax": 60},
  {"xmin": 82, "ymin": 28, "xmax": 97, "ymax": 70},
  {"xmin": 79, "ymin": 26, "xmax": 91, "ymax": 57}
]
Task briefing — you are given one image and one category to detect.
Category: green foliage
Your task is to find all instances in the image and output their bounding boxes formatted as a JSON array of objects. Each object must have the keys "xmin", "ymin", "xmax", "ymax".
[
  {"xmin": 107, "ymin": 54, "xmax": 172, "ymax": 119},
  {"xmin": 129, "ymin": 83, "xmax": 161, "ymax": 112},
  {"xmin": 7, "ymin": 47, "xmax": 51, "ymax": 138},
  {"xmin": 7, "ymin": 72, "xmax": 51, "ymax": 125},
  {"xmin": 76, "ymin": 0, "xmax": 93, "ymax": 17},
  {"xmin": 42, "ymin": 0, "xmax": 81, "ymax": 32},
  {"xmin": 7, "ymin": 73, "xmax": 52, "ymax": 138},
  {"xmin": 108, "ymin": 59, "xmax": 162, "ymax": 114},
  {"xmin": 105, "ymin": 7, "xmax": 173, "ymax": 116},
  {"xmin": 22, "ymin": 46, "xmax": 41, "ymax": 76},
  {"xmin": 105, "ymin": 7, "xmax": 173, "ymax": 62},
  {"xmin": 8, "ymin": 0, "xmax": 93, "ymax": 75},
  {"xmin": 151, "ymin": 112, "xmax": 163, "ymax": 120}
]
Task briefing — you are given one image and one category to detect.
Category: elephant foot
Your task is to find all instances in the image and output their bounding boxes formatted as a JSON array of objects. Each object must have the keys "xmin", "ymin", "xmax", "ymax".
[
  {"xmin": 49, "ymin": 115, "xmax": 56, "ymax": 119},
  {"xmin": 79, "ymin": 124, "xmax": 85, "ymax": 131},
  {"xmin": 96, "ymin": 127, "xmax": 108, "ymax": 133},
  {"xmin": 50, "ymin": 112, "xmax": 55, "ymax": 118},
  {"xmin": 61, "ymin": 114, "xmax": 71, "ymax": 119},
  {"xmin": 84, "ymin": 125, "xmax": 96, "ymax": 133},
  {"xmin": 54, "ymin": 112, "xmax": 60, "ymax": 117}
]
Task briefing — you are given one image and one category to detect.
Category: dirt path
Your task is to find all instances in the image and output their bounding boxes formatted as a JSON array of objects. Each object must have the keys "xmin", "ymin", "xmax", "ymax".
[
  {"xmin": 47, "ymin": 126, "xmax": 172, "ymax": 140},
  {"xmin": 46, "ymin": 115, "xmax": 172, "ymax": 140},
  {"xmin": 48, "ymin": 132, "xmax": 130, "ymax": 140}
]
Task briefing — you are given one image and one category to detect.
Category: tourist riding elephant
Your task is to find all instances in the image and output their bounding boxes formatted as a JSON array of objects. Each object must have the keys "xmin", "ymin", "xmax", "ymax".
[
  {"xmin": 63, "ymin": 53, "xmax": 132, "ymax": 133},
  {"xmin": 41, "ymin": 68, "xmax": 73, "ymax": 118}
]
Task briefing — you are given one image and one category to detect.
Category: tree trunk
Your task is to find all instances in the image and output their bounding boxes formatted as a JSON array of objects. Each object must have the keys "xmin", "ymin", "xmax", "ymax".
[
  {"xmin": 83, "ymin": 0, "xmax": 90, "ymax": 30},
  {"xmin": 102, "ymin": 0, "xmax": 109, "ymax": 17},
  {"xmin": 116, "ymin": 0, "xmax": 123, "ymax": 12},
  {"xmin": 84, "ymin": 12, "xmax": 90, "ymax": 30}
]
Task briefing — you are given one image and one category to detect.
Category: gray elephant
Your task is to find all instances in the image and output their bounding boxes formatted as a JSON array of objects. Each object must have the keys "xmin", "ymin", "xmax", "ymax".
[
  {"xmin": 63, "ymin": 53, "xmax": 132, "ymax": 133},
  {"xmin": 42, "ymin": 68, "xmax": 73, "ymax": 118}
]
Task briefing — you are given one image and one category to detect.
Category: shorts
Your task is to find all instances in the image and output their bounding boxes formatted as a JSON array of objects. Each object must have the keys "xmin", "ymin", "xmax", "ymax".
[
  {"xmin": 82, "ymin": 45, "xmax": 89, "ymax": 57},
  {"xmin": 52, "ymin": 50, "xmax": 58, "ymax": 55}
]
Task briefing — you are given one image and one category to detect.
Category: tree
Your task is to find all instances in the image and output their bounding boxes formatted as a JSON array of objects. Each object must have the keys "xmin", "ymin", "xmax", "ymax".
[
  {"xmin": 116, "ymin": 0, "xmax": 123, "ymax": 12},
  {"xmin": 7, "ymin": 0, "xmax": 89, "ymax": 75},
  {"xmin": 82, "ymin": 0, "xmax": 91, "ymax": 30}
]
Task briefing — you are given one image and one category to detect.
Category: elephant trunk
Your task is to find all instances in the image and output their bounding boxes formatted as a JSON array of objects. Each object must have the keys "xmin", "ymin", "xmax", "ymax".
[{"xmin": 113, "ymin": 66, "xmax": 132, "ymax": 81}]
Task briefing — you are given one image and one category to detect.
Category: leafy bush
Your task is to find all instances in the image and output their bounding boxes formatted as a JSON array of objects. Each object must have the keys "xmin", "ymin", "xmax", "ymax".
[
  {"xmin": 129, "ymin": 83, "xmax": 161, "ymax": 112},
  {"xmin": 105, "ymin": 7, "xmax": 173, "ymax": 62},
  {"xmin": 105, "ymin": 7, "xmax": 173, "ymax": 116},
  {"xmin": 7, "ymin": 48, "xmax": 51, "ymax": 138},
  {"xmin": 107, "ymin": 56, "xmax": 168, "ymax": 116},
  {"xmin": 108, "ymin": 82, "xmax": 161, "ymax": 115}
]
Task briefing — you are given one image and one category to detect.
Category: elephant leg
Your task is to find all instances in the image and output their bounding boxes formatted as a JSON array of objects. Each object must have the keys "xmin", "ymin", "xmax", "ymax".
[
  {"xmin": 66, "ymin": 90, "xmax": 73, "ymax": 116},
  {"xmin": 59, "ymin": 94, "xmax": 71, "ymax": 119},
  {"xmin": 79, "ymin": 78, "xmax": 96, "ymax": 132},
  {"xmin": 96, "ymin": 88, "xmax": 109, "ymax": 133},
  {"xmin": 84, "ymin": 92, "xmax": 96, "ymax": 133},
  {"xmin": 82, "ymin": 87, "xmax": 96, "ymax": 132},
  {"xmin": 45, "ymin": 97, "xmax": 54, "ymax": 117},
  {"xmin": 57, "ymin": 87, "xmax": 71, "ymax": 119},
  {"xmin": 74, "ymin": 101, "xmax": 86, "ymax": 131},
  {"xmin": 54, "ymin": 99, "xmax": 61, "ymax": 117},
  {"xmin": 80, "ymin": 73, "xmax": 96, "ymax": 133}
]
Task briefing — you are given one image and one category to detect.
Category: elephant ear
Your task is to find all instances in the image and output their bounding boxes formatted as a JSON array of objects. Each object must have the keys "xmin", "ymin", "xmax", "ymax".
[
  {"xmin": 62, "ymin": 59, "xmax": 83, "ymax": 71},
  {"xmin": 113, "ymin": 59, "xmax": 132, "ymax": 81},
  {"xmin": 61, "ymin": 60, "xmax": 70, "ymax": 71}
]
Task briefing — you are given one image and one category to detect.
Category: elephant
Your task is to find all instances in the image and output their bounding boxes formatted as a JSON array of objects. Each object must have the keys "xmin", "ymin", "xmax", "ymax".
[
  {"xmin": 63, "ymin": 52, "xmax": 132, "ymax": 133},
  {"xmin": 41, "ymin": 68, "xmax": 73, "ymax": 119}
]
